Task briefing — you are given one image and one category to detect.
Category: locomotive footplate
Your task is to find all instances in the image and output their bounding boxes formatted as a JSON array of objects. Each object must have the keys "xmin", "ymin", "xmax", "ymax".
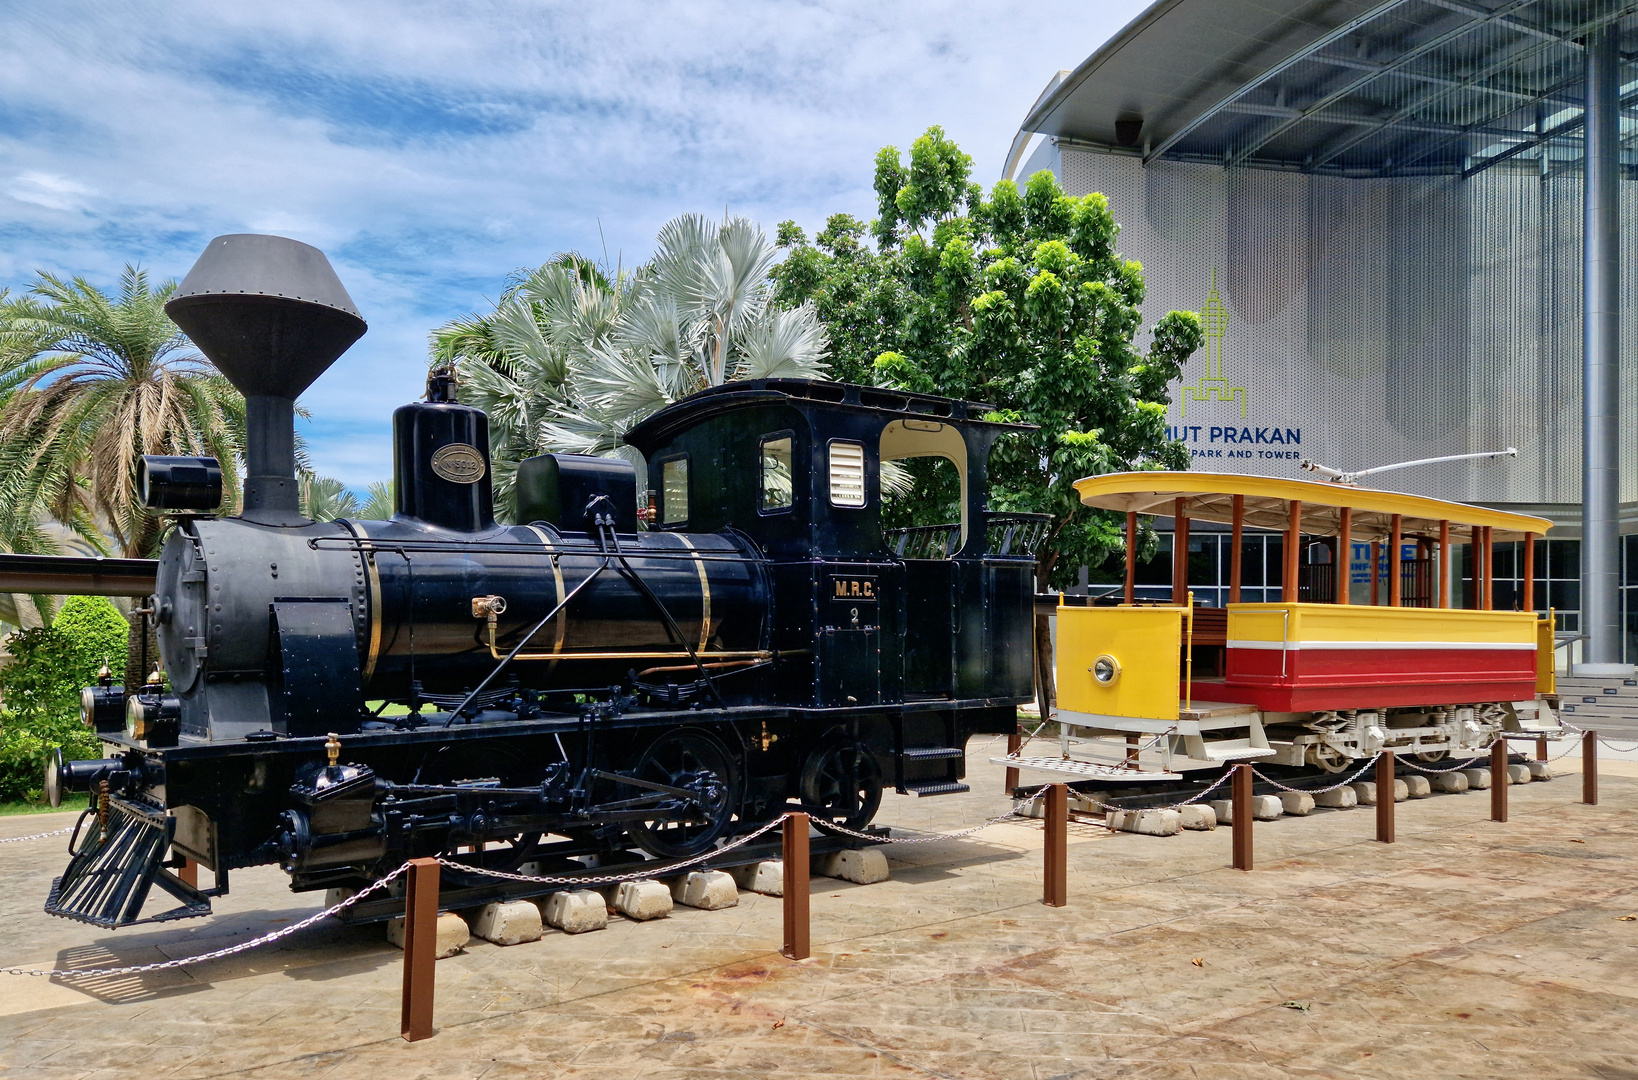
[{"xmin": 331, "ymin": 827, "xmax": 888, "ymax": 925}]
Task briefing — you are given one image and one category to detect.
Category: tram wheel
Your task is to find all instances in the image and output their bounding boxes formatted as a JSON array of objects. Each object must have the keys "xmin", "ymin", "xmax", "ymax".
[
  {"xmin": 625, "ymin": 728, "xmax": 740, "ymax": 859},
  {"xmin": 1415, "ymin": 748, "xmax": 1450, "ymax": 763},
  {"xmin": 1310, "ymin": 742, "xmax": 1350, "ymax": 773},
  {"xmin": 800, "ymin": 740, "xmax": 883, "ymax": 831}
]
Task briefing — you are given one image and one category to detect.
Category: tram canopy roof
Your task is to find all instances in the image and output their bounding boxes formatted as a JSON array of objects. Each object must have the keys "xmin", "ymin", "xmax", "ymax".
[{"xmin": 1073, "ymin": 471, "xmax": 1553, "ymax": 541}]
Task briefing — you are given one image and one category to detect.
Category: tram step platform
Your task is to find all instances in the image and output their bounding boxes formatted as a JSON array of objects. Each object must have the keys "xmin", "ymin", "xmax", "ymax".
[
  {"xmin": 991, "ymin": 755, "xmax": 1184, "ymax": 781},
  {"xmin": 901, "ymin": 746, "xmax": 966, "ymax": 761},
  {"xmin": 902, "ymin": 781, "xmax": 972, "ymax": 797}
]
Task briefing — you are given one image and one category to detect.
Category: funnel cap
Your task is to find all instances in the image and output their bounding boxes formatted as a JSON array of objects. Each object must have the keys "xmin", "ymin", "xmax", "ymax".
[{"xmin": 165, "ymin": 234, "xmax": 366, "ymax": 401}]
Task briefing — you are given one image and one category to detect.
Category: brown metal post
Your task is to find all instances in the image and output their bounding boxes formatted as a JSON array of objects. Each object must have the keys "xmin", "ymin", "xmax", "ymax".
[
  {"xmin": 1389, "ymin": 514, "xmax": 1403, "ymax": 607},
  {"xmin": 400, "ymin": 857, "xmax": 440, "ymax": 1042},
  {"xmin": 1005, "ymin": 730, "xmax": 1021, "ymax": 793},
  {"xmin": 1376, "ymin": 751, "xmax": 1395, "ymax": 843},
  {"xmin": 1283, "ymin": 501, "xmax": 1302, "ymax": 602},
  {"xmin": 1490, "ymin": 741, "xmax": 1508, "ymax": 822},
  {"xmin": 1124, "ymin": 510, "xmax": 1137, "ymax": 604},
  {"xmin": 1231, "ymin": 763, "xmax": 1253, "ymax": 871},
  {"xmin": 179, "ymin": 857, "xmax": 199, "ymax": 889},
  {"xmin": 782, "ymin": 812, "xmax": 810, "ymax": 960},
  {"xmin": 1336, "ymin": 506, "xmax": 1352, "ymax": 605},
  {"xmin": 1522, "ymin": 531, "xmax": 1536, "ymax": 612},
  {"xmin": 1439, "ymin": 520, "xmax": 1452, "ymax": 608},
  {"xmin": 1172, "ymin": 498, "xmax": 1190, "ymax": 605},
  {"xmin": 1043, "ymin": 783, "xmax": 1068, "ymax": 907},
  {"xmin": 1229, "ymin": 495, "xmax": 1244, "ymax": 604},
  {"xmin": 1481, "ymin": 526, "xmax": 1494, "ymax": 611},
  {"xmin": 1584, "ymin": 731, "xmax": 1599, "ymax": 805},
  {"xmin": 1536, "ymin": 736, "xmax": 1548, "ymax": 761}
]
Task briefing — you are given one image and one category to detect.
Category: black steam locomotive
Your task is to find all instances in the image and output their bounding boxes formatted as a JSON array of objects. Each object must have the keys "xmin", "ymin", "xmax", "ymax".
[{"xmin": 43, "ymin": 234, "xmax": 1042, "ymax": 927}]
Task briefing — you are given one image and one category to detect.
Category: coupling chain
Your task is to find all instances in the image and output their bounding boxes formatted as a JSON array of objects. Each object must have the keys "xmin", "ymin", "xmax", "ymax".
[
  {"xmin": 1251, "ymin": 754, "xmax": 1381, "ymax": 794},
  {"xmin": 0, "ymin": 826, "xmax": 74, "ymax": 845},
  {"xmin": 813, "ymin": 785, "xmax": 1053, "ymax": 844},
  {"xmin": 1, "ymin": 860, "xmax": 415, "ymax": 979},
  {"xmin": 438, "ymin": 813, "xmax": 789, "ymax": 885}
]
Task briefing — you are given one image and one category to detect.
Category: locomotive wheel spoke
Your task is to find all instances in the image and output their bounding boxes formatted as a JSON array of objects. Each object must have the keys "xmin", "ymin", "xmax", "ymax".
[
  {"xmin": 624, "ymin": 728, "xmax": 740, "ymax": 860},
  {"xmin": 800, "ymin": 741, "xmax": 883, "ymax": 830}
]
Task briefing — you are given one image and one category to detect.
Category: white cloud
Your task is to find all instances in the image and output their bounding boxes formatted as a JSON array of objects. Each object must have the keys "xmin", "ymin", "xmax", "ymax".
[{"xmin": 0, "ymin": 0, "xmax": 1146, "ymax": 483}]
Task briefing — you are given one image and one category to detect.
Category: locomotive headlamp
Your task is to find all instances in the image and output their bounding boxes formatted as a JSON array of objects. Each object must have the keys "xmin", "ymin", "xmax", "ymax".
[
  {"xmin": 125, "ymin": 694, "xmax": 150, "ymax": 740},
  {"xmin": 1091, "ymin": 654, "xmax": 1121, "ymax": 685},
  {"xmin": 80, "ymin": 686, "xmax": 96, "ymax": 729},
  {"xmin": 139, "ymin": 455, "xmax": 224, "ymax": 511}
]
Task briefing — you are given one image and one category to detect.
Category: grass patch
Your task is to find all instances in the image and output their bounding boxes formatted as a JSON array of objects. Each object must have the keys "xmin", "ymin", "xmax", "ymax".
[{"xmin": 0, "ymin": 799, "xmax": 79, "ymax": 817}]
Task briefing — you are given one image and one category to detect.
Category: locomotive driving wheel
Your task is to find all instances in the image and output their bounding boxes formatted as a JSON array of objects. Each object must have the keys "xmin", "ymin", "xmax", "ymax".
[
  {"xmin": 625, "ymin": 728, "xmax": 741, "ymax": 859},
  {"xmin": 800, "ymin": 740, "xmax": 883, "ymax": 831}
]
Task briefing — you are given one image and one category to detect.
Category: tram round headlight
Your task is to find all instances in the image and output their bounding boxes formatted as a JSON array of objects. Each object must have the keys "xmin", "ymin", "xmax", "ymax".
[
  {"xmin": 1092, "ymin": 654, "xmax": 1120, "ymax": 685},
  {"xmin": 79, "ymin": 686, "xmax": 96, "ymax": 729}
]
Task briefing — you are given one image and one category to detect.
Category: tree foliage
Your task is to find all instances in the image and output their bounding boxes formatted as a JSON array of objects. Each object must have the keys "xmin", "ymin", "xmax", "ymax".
[
  {"xmin": 772, "ymin": 127, "xmax": 1203, "ymax": 588},
  {"xmin": 432, "ymin": 217, "xmax": 829, "ymax": 520},
  {"xmin": 0, "ymin": 595, "xmax": 128, "ymax": 801}
]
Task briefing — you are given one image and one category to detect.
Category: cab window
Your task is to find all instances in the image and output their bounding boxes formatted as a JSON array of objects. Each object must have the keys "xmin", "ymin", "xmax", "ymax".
[
  {"xmin": 760, "ymin": 434, "xmax": 794, "ymax": 512},
  {"xmin": 660, "ymin": 456, "xmax": 689, "ymax": 525}
]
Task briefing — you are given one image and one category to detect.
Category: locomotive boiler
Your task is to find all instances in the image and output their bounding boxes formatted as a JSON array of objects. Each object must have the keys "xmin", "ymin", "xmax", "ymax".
[{"xmin": 43, "ymin": 234, "xmax": 1043, "ymax": 927}]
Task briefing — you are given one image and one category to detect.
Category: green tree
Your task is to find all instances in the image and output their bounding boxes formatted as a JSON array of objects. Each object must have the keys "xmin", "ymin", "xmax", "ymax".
[
  {"xmin": 0, "ymin": 595, "xmax": 128, "ymax": 801},
  {"xmin": 433, "ymin": 216, "xmax": 829, "ymax": 520},
  {"xmin": 773, "ymin": 126, "xmax": 1204, "ymax": 708},
  {"xmin": 0, "ymin": 267, "xmax": 243, "ymax": 559},
  {"xmin": 298, "ymin": 474, "xmax": 361, "ymax": 520}
]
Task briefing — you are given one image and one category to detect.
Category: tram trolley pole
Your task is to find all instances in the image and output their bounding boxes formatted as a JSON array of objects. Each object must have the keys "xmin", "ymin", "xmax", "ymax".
[
  {"xmin": 1043, "ymin": 783, "xmax": 1068, "ymax": 907},
  {"xmin": 1585, "ymin": 730, "xmax": 1599, "ymax": 806},
  {"xmin": 400, "ymin": 857, "xmax": 441, "ymax": 1042},
  {"xmin": 782, "ymin": 812, "xmax": 810, "ymax": 960},
  {"xmin": 1376, "ymin": 751, "xmax": 1395, "ymax": 844},
  {"xmin": 1231, "ymin": 763, "xmax": 1253, "ymax": 871},
  {"xmin": 1491, "ymin": 741, "xmax": 1508, "ymax": 823}
]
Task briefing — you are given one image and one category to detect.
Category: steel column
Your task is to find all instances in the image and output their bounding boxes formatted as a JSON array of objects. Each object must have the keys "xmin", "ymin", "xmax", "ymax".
[
  {"xmin": 1522, "ymin": 531, "xmax": 1536, "ymax": 612},
  {"xmin": 400, "ymin": 857, "xmax": 440, "ymax": 1042},
  {"xmin": 1124, "ymin": 510, "xmax": 1137, "ymax": 604},
  {"xmin": 1376, "ymin": 751, "xmax": 1395, "ymax": 843},
  {"xmin": 1337, "ymin": 506, "xmax": 1352, "ymax": 605},
  {"xmin": 782, "ymin": 813, "xmax": 810, "ymax": 959},
  {"xmin": 1229, "ymin": 495, "xmax": 1244, "ymax": 604},
  {"xmin": 1172, "ymin": 499, "xmax": 1190, "ymax": 605},
  {"xmin": 1231, "ymin": 764, "xmax": 1253, "ymax": 870},
  {"xmin": 1585, "ymin": 730, "xmax": 1599, "ymax": 805},
  {"xmin": 1581, "ymin": 25, "xmax": 1631, "ymax": 675},
  {"xmin": 1043, "ymin": 784, "xmax": 1068, "ymax": 906},
  {"xmin": 1439, "ymin": 520, "xmax": 1451, "ymax": 608},
  {"xmin": 1389, "ymin": 515, "xmax": 1402, "ymax": 607},
  {"xmin": 1491, "ymin": 741, "xmax": 1509, "ymax": 822}
]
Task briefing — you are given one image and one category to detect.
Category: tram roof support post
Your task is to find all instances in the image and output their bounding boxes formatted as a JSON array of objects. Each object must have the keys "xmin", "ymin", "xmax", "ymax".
[
  {"xmin": 1229, "ymin": 495, "xmax": 1244, "ymax": 605},
  {"xmin": 1124, "ymin": 510, "xmax": 1137, "ymax": 605},
  {"xmin": 1439, "ymin": 520, "xmax": 1452, "ymax": 609},
  {"xmin": 1172, "ymin": 498, "xmax": 1190, "ymax": 606},
  {"xmin": 1284, "ymin": 500, "xmax": 1301, "ymax": 602},
  {"xmin": 1389, "ymin": 514, "xmax": 1403, "ymax": 607},
  {"xmin": 1522, "ymin": 531, "xmax": 1537, "ymax": 613},
  {"xmin": 1371, "ymin": 540, "xmax": 1381, "ymax": 606},
  {"xmin": 1481, "ymin": 526, "xmax": 1494, "ymax": 611},
  {"xmin": 1582, "ymin": 24, "xmax": 1631, "ymax": 675},
  {"xmin": 1336, "ymin": 506, "xmax": 1352, "ymax": 605}
]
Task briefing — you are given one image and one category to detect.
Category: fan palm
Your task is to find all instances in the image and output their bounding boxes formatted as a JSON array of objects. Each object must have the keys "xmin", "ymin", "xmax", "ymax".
[
  {"xmin": 0, "ymin": 267, "xmax": 243, "ymax": 558},
  {"xmin": 434, "ymin": 216, "xmax": 829, "ymax": 521},
  {"xmin": 298, "ymin": 475, "xmax": 361, "ymax": 521}
]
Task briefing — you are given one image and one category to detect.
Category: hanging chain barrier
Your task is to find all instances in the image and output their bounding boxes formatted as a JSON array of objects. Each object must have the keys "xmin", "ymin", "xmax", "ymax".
[
  {"xmin": 1558, "ymin": 718, "xmax": 1638, "ymax": 753},
  {"xmin": 0, "ymin": 860, "xmax": 415, "ymax": 979},
  {"xmin": 1062, "ymin": 768, "xmax": 1236, "ymax": 816},
  {"xmin": 813, "ymin": 785, "xmax": 1053, "ymax": 844},
  {"xmin": 1252, "ymin": 753, "xmax": 1382, "ymax": 794},
  {"xmin": 0, "ymin": 826, "xmax": 74, "ymax": 845}
]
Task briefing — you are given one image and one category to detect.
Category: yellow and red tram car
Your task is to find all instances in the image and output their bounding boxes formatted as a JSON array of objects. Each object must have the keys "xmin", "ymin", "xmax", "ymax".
[{"xmin": 1032, "ymin": 473, "xmax": 1560, "ymax": 777}]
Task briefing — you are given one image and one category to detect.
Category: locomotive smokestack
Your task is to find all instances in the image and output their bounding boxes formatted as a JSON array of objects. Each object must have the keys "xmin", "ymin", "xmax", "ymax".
[{"xmin": 165, "ymin": 235, "xmax": 366, "ymax": 521}]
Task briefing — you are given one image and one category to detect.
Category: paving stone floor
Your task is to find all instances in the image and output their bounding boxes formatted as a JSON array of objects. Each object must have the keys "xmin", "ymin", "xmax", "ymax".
[{"xmin": 3, "ymin": 737, "xmax": 1638, "ymax": 1078}]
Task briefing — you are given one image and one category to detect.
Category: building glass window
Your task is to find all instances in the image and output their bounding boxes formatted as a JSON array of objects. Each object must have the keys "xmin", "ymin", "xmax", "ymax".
[{"xmin": 660, "ymin": 457, "xmax": 689, "ymax": 526}]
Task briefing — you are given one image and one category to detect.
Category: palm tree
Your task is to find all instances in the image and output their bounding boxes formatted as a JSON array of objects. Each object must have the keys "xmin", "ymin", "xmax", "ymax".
[
  {"xmin": 298, "ymin": 475, "xmax": 361, "ymax": 520},
  {"xmin": 434, "ymin": 215, "xmax": 829, "ymax": 520},
  {"xmin": 359, "ymin": 480, "xmax": 395, "ymax": 521},
  {"xmin": 0, "ymin": 267, "xmax": 242, "ymax": 558}
]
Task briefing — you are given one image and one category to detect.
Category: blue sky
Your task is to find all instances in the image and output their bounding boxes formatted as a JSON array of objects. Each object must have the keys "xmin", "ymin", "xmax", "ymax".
[{"xmin": 0, "ymin": 0, "xmax": 1146, "ymax": 488}]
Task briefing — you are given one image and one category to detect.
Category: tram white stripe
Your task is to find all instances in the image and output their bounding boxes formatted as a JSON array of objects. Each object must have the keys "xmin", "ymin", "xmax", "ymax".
[{"xmin": 1226, "ymin": 639, "xmax": 1536, "ymax": 652}]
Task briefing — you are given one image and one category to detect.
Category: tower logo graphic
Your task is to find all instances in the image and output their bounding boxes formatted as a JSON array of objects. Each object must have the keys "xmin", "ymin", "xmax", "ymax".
[{"xmin": 1179, "ymin": 267, "xmax": 1247, "ymax": 418}]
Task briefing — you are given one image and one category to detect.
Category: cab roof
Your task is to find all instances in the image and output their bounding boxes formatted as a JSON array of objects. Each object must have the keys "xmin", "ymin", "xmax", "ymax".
[
  {"xmin": 623, "ymin": 378, "xmax": 1035, "ymax": 456},
  {"xmin": 1074, "ymin": 471, "xmax": 1552, "ymax": 542}
]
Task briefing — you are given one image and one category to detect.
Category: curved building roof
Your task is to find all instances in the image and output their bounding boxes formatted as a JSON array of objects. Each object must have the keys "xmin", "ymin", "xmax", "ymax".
[{"xmin": 1006, "ymin": 0, "xmax": 1638, "ymax": 180}]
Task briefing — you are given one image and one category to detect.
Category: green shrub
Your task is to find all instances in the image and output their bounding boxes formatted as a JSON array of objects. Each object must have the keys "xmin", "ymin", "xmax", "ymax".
[{"xmin": 0, "ymin": 597, "xmax": 129, "ymax": 802}]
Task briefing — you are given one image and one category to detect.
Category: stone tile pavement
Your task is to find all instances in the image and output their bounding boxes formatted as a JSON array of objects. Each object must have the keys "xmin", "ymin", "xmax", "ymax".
[{"xmin": 3, "ymin": 736, "xmax": 1638, "ymax": 1078}]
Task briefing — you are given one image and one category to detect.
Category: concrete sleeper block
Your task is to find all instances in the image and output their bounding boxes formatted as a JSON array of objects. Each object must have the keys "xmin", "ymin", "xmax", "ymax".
[
  {"xmin": 1251, "ymin": 794, "xmax": 1284, "ymax": 820},
  {"xmin": 1434, "ymin": 772, "xmax": 1469, "ymax": 793},
  {"xmin": 729, "ymin": 860, "xmax": 783, "ymax": 896},
  {"xmin": 1279, "ymin": 792, "xmax": 1315, "ymax": 816},
  {"xmin": 1117, "ymin": 808, "xmax": 1181, "ymax": 836},
  {"xmin": 1461, "ymin": 768, "xmax": 1493, "ymax": 790},
  {"xmin": 1350, "ymin": 781, "xmax": 1378, "ymax": 805},
  {"xmin": 1208, "ymin": 798, "xmax": 1233, "ymax": 824},
  {"xmin": 1402, "ymin": 775, "xmax": 1432, "ymax": 798},
  {"xmin": 387, "ymin": 911, "xmax": 469, "ymax": 958},
  {"xmin": 815, "ymin": 848, "xmax": 890, "ymax": 884},
  {"xmin": 613, "ymin": 880, "xmax": 673, "ymax": 921},
  {"xmin": 1314, "ymin": 787, "xmax": 1357, "ymax": 809},
  {"xmin": 669, "ymin": 870, "xmax": 739, "ymax": 910},
  {"xmin": 1392, "ymin": 779, "xmax": 1409, "ymax": 802},
  {"xmin": 1506, "ymin": 763, "xmax": 1532, "ymax": 785},
  {"xmin": 1526, "ymin": 760, "xmax": 1553, "ymax": 781},
  {"xmin": 1179, "ymin": 804, "xmax": 1217, "ymax": 830},
  {"xmin": 471, "ymin": 899, "xmax": 543, "ymax": 946},
  {"xmin": 541, "ymin": 889, "xmax": 607, "ymax": 933}
]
